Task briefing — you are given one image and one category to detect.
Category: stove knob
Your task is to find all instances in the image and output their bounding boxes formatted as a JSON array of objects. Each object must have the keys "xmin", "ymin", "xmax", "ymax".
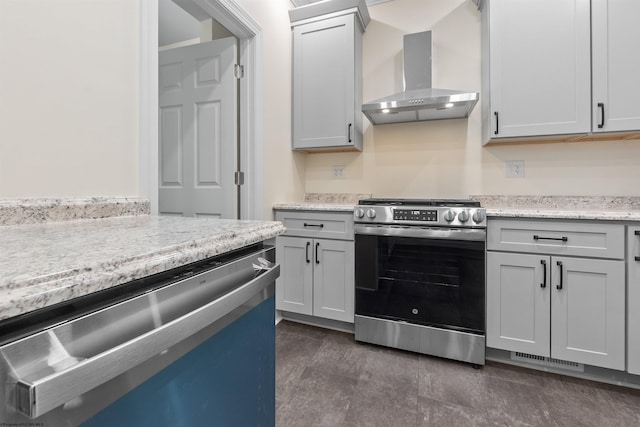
[
  {"xmin": 458, "ymin": 210, "xmax": 470, "ymax": 223},
  {"xmin": 443, "ymin": 209, "xmax": 456, "ymax": 222},
  {"xmin": 472, "ymin": 210, "xmax": 486, "ymax": 223},
  {"xmin": 354, "ymin": 208, "xmax": 365, "ymax": 219},
  {"xmin": 366, "ymin": 208, "xmax": 377, "ymax": 219}
]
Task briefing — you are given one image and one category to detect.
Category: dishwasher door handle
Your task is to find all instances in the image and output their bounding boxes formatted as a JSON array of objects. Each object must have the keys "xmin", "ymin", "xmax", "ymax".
[{"xmin": 13, "ymin": 263, "xmax": 280, "ymax": 419}]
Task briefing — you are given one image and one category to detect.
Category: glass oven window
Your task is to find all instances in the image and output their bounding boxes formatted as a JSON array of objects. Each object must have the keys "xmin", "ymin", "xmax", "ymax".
[{"xmin": 355, "ymin": 234, "xmax": 485, "ymax": 334}]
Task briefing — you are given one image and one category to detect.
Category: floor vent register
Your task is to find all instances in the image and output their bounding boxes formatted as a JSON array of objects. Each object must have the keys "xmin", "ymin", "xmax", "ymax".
[{"xmin": 511, "ymin": 352, "xmax": 584, "ymax": 372}]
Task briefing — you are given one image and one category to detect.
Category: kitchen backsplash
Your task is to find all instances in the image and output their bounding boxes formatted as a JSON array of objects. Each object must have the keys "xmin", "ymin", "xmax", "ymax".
[{"xmin": 303, "ymin": 193, "xmax": 372, "ymax": 204}]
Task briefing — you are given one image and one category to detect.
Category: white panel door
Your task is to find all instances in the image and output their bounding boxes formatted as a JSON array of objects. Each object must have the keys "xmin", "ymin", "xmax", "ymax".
[
  {"xmin": 487, "ymin": 252, "xmax": 550, "ymax": 356},
  {"xmin": 551, "ymin": 256, "xmax": 625, "ymax": 370},
  {"xmin": 158, "ymin": 37, "xmax": 237, "ymax": 218},
  {"xmin": 488, "ymin": 0, "xmax": 591, "ymax": 138},
  {"xmin": 276, "ymin": 236, "xmax": 314, "ymax": 316},
  {"xmin": 313, "ymin": 239, "xmax": 354, "ymax": 323},
  {"xmin": 628, "ymin": 227, "xmax": 640, "ymax": 375},
  {"xmin": 592, "ymin": 0, "xmax": 640, "ymax": 133}
]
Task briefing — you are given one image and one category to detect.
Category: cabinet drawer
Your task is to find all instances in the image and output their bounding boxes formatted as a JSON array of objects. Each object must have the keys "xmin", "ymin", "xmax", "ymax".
[
  {"xmin": 275, "ymin": 210, "xmax": 354, "ymax": 240},
  {"xmin": 487, "ymin": 219, "xmax": 624, "ymax": 259}
]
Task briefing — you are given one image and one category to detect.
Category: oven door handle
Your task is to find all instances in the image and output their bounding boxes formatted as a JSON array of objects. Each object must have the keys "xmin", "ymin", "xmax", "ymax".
[
  {"xmin": 354, "ymin": 224, "xmax": 486, "ymax": 241},
  {"xmin": 6, "ymin": 261, "xmax": 280, "ymax": 419}
]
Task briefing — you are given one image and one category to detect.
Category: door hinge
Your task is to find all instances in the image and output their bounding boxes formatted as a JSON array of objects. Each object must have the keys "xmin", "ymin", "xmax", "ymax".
[
  {"xmin": 234, "ymin": 171, "xmax": 245, "ymax": 186},
  {"xmin": 234, "ymin": 64, "xmax": 244, "ymax": 79}
]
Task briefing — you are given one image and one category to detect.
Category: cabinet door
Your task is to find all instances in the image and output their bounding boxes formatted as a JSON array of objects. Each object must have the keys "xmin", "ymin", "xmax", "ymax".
[
  {"xmin": 487, "ymin": 0, "xmax": 591, "ymax": 139},
  {"xmin": 275, "ymin": 236, "xmax": 314, "ymax": 315},
  {"xmin": 551, "ymin": 257, "xmax": 625, "ymax": 370},
  {"xmin": 487, "ymin": 252, "xmax": 550, "ymax": 357},
  {"xmin": 313, "ymin": 239, "xmax": 354, "ymax": 323},
  {"xmin": 292, "ymin": 15, "xmax": 356, "ymax": 150},
  {"xmin": 628, "ymin": 227, "xmax": 640, "ymax": 375},
  {"xmin": 592, "ymin": 0, "xmax": 640, "ymax": 133}
]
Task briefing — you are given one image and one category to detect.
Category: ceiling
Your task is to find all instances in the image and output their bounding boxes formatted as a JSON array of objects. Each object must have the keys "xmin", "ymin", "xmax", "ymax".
[
  {"xmin": 158, "ymin": 0, "xmax": 201, "ymax": 47},
  {"xmin": 290, "ymin": 0, "xmax": 394, "ymax": 7}
]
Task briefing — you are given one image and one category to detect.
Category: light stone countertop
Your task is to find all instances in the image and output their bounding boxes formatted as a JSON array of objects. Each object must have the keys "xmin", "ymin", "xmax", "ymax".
[
  {"xmin": 0, "ymin": 197, "xmax": 149, "ymax": 226},
  {"xmin": 273, "ymin": 192, "xmax": 371, "ymax": 212},
  {"xmin": 484, "ymin": 208, "xmax": 640, "ymax": 221},
  {"xmin": 472, "ymin": 195, "xmax": 640, "ymax": 222},
  {"xmin": 272, "ymin": 202, "xmax": 359, "ymax": 212},
  {"xmin": 274, "ymin": 194, "xmax": 640, "ymax": 221},
  {"xmin": 0, "ymin": 216, "xmax": 285, "ymax": 321}
]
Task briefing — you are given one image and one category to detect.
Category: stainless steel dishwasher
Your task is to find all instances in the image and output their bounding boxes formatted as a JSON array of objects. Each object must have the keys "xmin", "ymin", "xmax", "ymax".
[{"xmin": 0, "ymin": 244, "xmax": 279, "ymax": 426}]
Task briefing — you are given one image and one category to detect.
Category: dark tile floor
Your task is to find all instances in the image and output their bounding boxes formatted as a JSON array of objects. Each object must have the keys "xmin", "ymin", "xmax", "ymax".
[{"xmin": 276, "ymin": 320, "xmax": 640, "ymax": 427}]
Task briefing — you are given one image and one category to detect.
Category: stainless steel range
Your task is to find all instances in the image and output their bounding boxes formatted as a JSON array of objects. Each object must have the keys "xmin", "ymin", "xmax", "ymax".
[{"xmin": 354, "ymin": 198, "xmax": 486, "ymax": 365}]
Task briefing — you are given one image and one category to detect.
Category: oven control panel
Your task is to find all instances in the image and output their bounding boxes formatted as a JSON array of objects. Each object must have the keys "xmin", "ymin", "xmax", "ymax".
[
  {"xmin": 354, "ymin": 205, "xmax": 487, "ymax": 228},
  {"xmin": 393, "ymin": 209, "xmax": 437, "ymax": 222}
]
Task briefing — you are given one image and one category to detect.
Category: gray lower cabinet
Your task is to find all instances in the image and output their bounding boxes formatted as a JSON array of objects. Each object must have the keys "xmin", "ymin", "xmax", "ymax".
[
  {"xmin": 487, "ymin": 252, "xmax": 550, "ymax": 357},
  {"xmin": 276, "ymin": 236, "xmax": 354, "ymax": 323},
  {"xmin": 276, "ymin": 236, "xmax": 314, "ymax": 316},
  {"xmin": 275, "ymin": 210, "xmax": 355, "ymax": 323},
  {"xmin": 628, "ymin": 226, "xmax": 640, "ymax": 375},
  {"xmin": 487, "ymin": 219, "xmax": 626, "ymax": 371}
]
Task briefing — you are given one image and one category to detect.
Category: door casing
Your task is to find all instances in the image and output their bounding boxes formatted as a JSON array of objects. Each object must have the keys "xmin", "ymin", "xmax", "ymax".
[{"xmin": 138, "ymin": 0, "xmax": 264, "ymax": 219}]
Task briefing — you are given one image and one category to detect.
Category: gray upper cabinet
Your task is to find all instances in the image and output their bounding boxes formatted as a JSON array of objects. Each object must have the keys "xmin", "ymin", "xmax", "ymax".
[
  {"xmin": 290, "ymin": 0, "xmax": 369, "ymax": 151},
  {"xmin": 591, "ymin": 0, "xmax": 640, "ymax": 133},
  {"xmin": 481, "ymin": 0, "xmax": 591, "ymax": 144},
  {"xmin": 481, "ymin": 0, "xmax": 640, "ymax": 144}
]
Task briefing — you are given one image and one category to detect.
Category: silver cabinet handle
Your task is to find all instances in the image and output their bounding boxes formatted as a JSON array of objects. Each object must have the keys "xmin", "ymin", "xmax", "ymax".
[
  {"xmin": 635, "ymin": 230, "xmax": 640, "ymax": 262},
  {"xmin": 12, "ymin": 262, "xmax": 280, "ymax": 419}
]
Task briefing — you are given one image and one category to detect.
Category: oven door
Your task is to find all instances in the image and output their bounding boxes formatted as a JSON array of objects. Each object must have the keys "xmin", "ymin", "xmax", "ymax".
[{"xmin": 355, "ymin": 225, "xmax": 486, "ymax": 335}]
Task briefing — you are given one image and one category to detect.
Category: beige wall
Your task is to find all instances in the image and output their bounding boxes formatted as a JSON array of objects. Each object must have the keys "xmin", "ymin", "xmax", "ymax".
[
  {"xmin": 0, "ymin": 0, "xmax": 139, "ymax": 198},
  {"xmin": 2, "ymin": 0, "xmax": 637, "ymax": 210},
  {"xmin": 304, "ymin": 0, "xmax": 640, "ymax": 198}
]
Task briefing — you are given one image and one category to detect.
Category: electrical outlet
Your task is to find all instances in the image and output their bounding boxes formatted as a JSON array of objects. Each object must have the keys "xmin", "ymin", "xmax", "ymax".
[
  {"xmin": 331, "ymin": 165, "xmax": 346, "ymax": 179},
  {"xmin": 505, "ymin": 160, "xmax": 525, "ymax": 178}
]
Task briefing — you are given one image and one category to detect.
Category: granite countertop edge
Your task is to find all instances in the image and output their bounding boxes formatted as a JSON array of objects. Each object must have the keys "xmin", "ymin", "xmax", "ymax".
[
  {"xmin": 274, "ymin": 194, "xmax": 640, "ymax": 221},
  {"xmin": 473, "ymin": 195, "xmax": 640, "ymax": 221},
  {"xmin": 0, "ymin": 197, "xmax": 150, "ymax": 226},
  {"xmin": 485, "ymin": 208, "xmax": 640, "ymax": 222},
  {"xmin": 272, "ymin": 202, "xmax": 357, "ymax": 212},
  {"xmin": 0, "ymin": 219, "xmax": 286, "ymax": 321}
]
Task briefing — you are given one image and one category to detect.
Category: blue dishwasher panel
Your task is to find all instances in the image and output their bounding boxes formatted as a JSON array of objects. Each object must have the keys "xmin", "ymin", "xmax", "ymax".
[{"xmin": 83, "ymin": 296, "xmax": 275, "ymax": 427}]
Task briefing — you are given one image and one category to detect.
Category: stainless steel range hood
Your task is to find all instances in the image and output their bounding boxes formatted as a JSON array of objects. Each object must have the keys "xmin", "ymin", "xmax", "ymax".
[{"xmin": 362, "ymin": 31, "xmax": 479, "ymax": 125}]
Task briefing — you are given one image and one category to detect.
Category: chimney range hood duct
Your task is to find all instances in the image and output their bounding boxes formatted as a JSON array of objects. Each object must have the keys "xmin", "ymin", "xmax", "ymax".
[{"xmin": 362, "ymin": 31, "xmax": 479, "ymax": 125}]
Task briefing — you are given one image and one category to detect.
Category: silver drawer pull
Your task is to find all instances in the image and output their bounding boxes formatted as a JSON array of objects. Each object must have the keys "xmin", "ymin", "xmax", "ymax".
[
  {"xmin": 635, "ymin": 230, "xmax": 640, "ymax": 262},
  {"xmin": 533, "ymin": 235, "xmax": 568, "ymax": 242}
]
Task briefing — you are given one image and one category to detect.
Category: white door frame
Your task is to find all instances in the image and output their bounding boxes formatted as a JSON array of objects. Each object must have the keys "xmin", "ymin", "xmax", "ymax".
[{"xmin": 138, "ymin": 0, "xmax": 264, "ymax": 219}]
